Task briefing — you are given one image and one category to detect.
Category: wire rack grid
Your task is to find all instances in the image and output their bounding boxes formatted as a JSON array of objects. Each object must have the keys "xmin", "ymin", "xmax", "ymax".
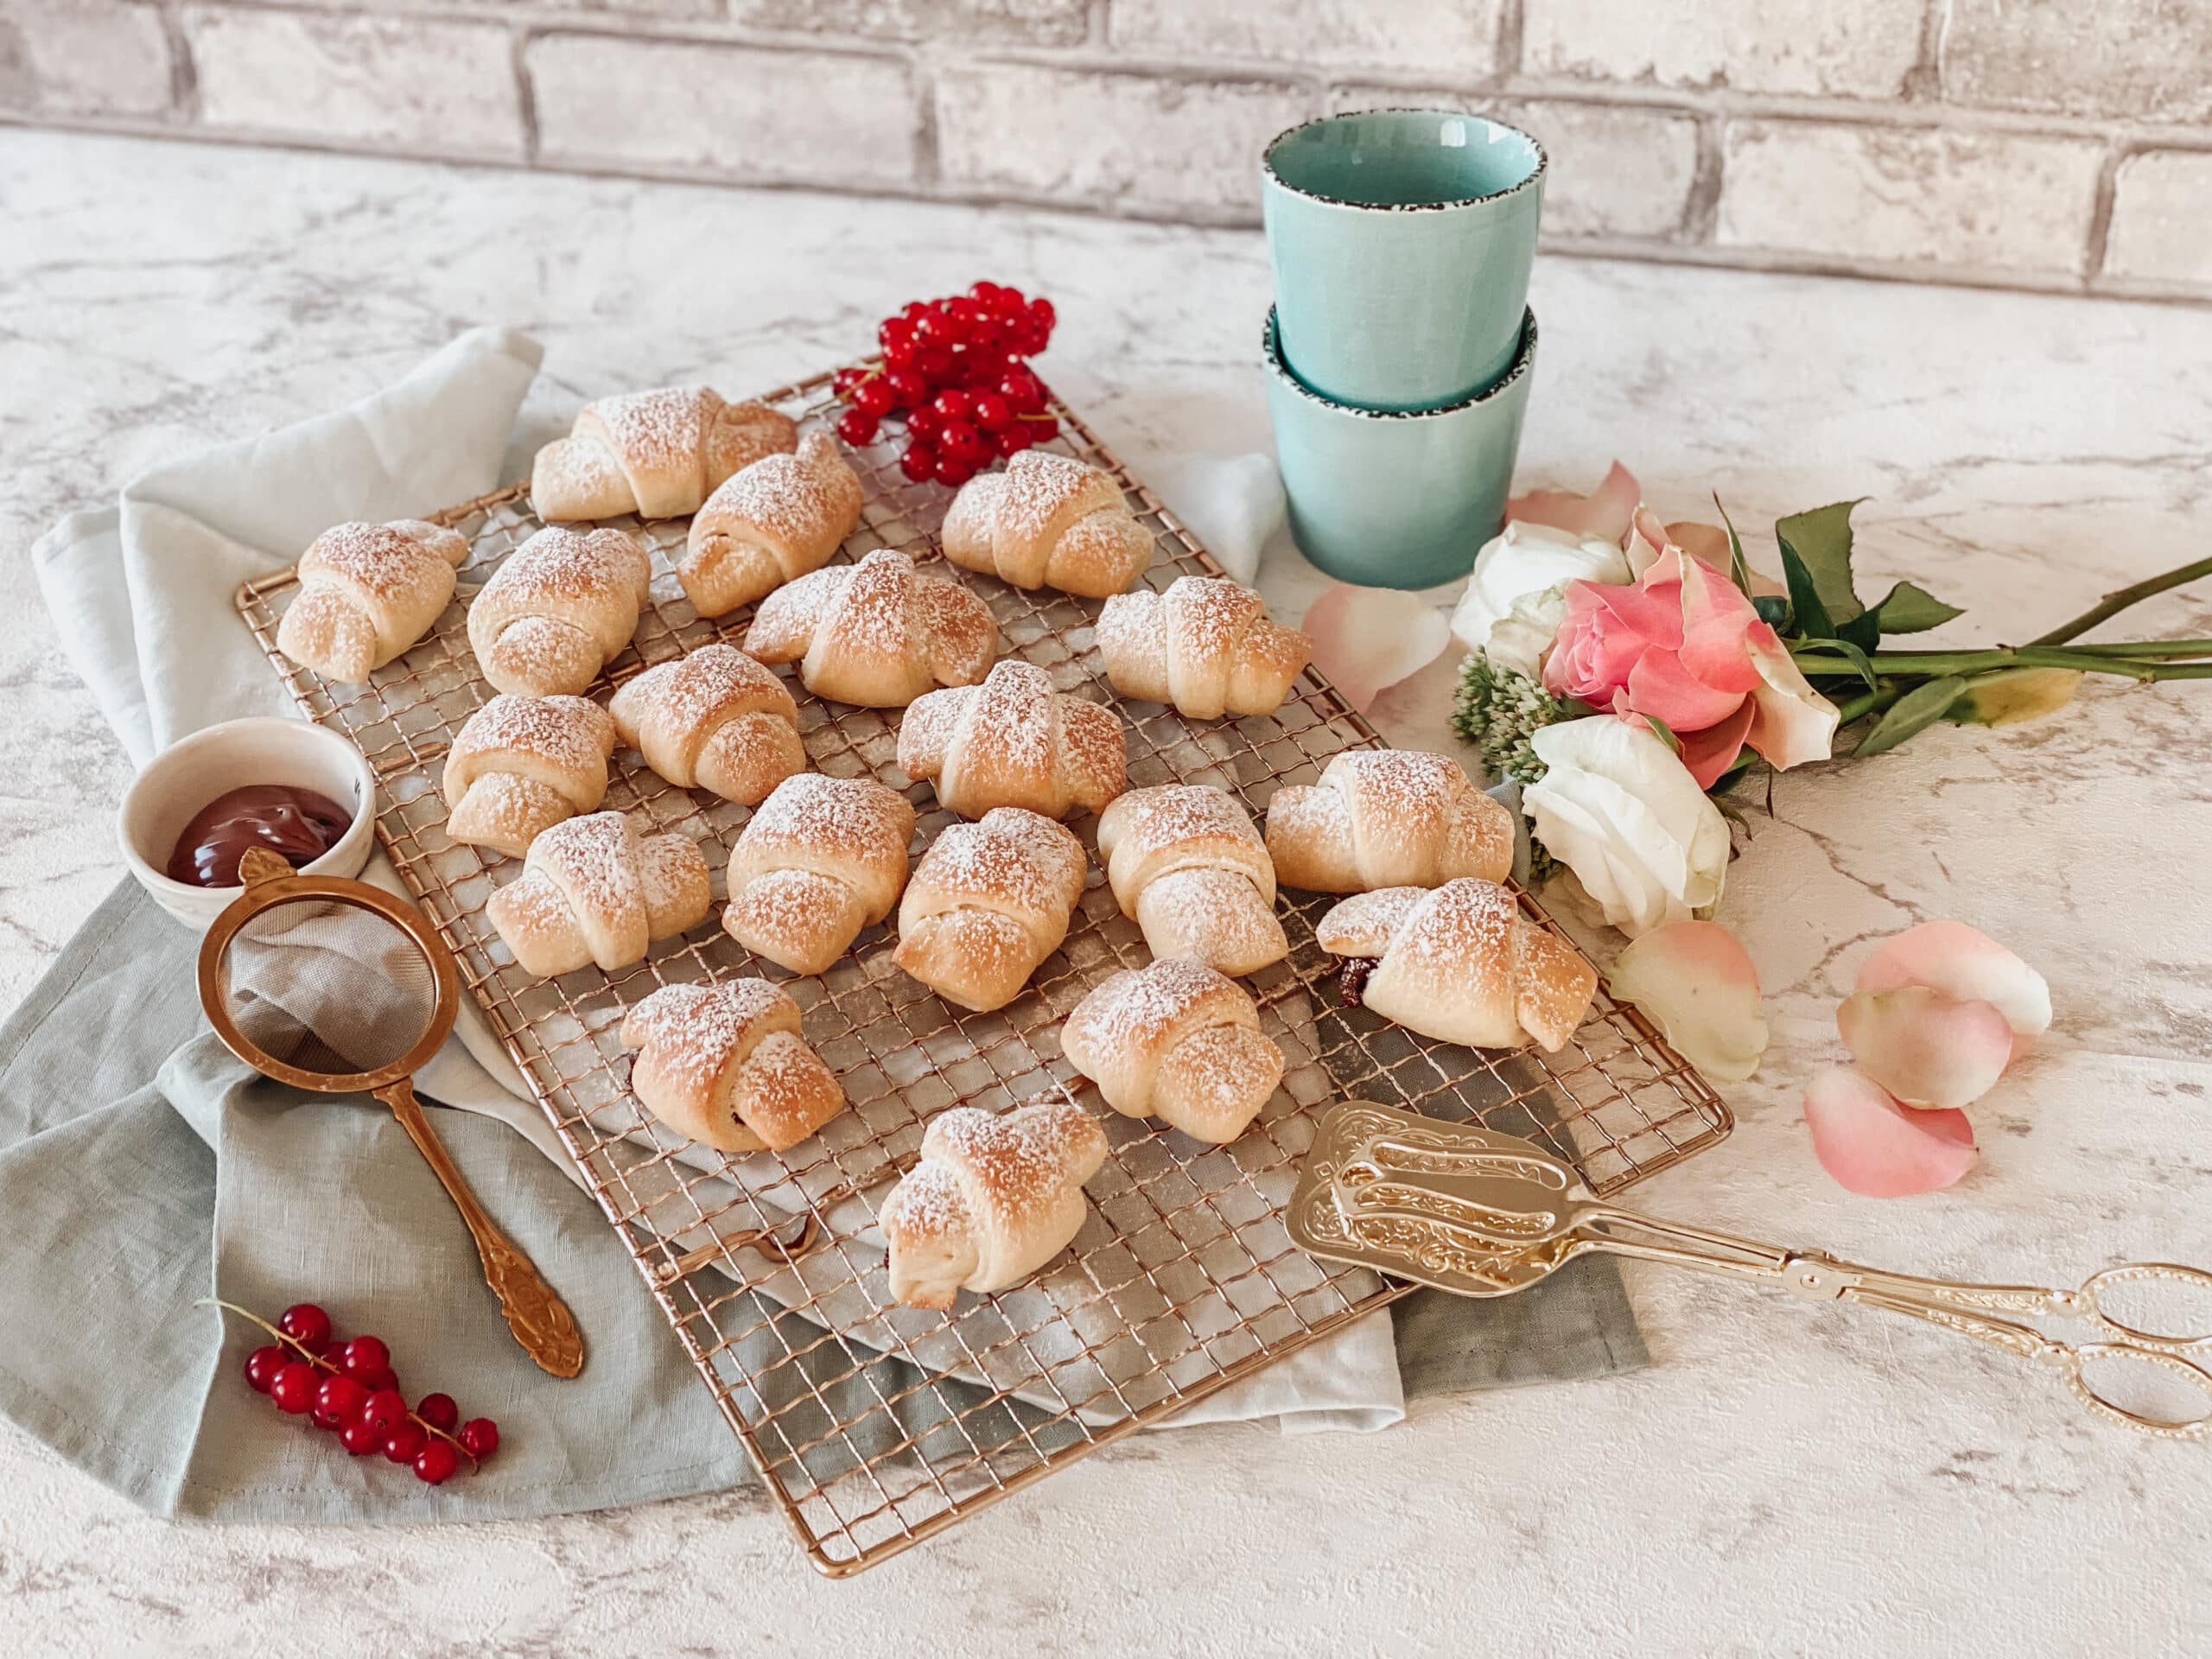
[{"xmin": 236, "ymin": 365, "xmax": 1731, "ymax": 1574}]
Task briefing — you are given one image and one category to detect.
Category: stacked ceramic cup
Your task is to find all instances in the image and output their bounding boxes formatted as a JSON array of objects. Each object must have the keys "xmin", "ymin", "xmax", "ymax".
[{"xmin": 1261, "ymin": 109, "xmax": 1546, "ymax": 590}]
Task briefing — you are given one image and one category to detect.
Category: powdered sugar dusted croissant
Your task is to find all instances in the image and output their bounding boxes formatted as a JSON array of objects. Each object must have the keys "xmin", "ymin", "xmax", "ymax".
[
  {"xmin": 878, "ymin": 1101, "xmax": 1108, "ymax": 1310},
  {"xmin": 678, "ymin": 430, "xmax": 863, "ymax": 618},
  {"xmin": 1317, "ymin": 878, "xmax": 1597, "ymax": 1052},
  {"xmin": 940, "ymin": 449, "xmax": 1153, "ymax": 597},
  {"xmin": 896, "ymin": 660, "xmax": 1125, "ymax": 821},
  {"xmin": 609, "ymin": 644, "xmax": 804, "ymax": 805},
  {"xmin": 721, "ymin": 773, "xmax": 917, "ymax": 975},
  {"xmin": 1096, "ymin": 576, "xmax": 1312, "ymax": 720},
  {"xmin": 443, "ymin": 694, "xmax": 618, "ymax": 859},
  {"xmin": 1266, "ymin": 750, "xmax": 1513, "ymax": 893},
  {"xmin": 467, "ymin": 527, "xmax": 652, "ymax": 697},
  {"xmin": 893, "ymin": 807, "xmax": 1087, "ymax": 1011},
  {"xmin": 277, "ymin": 519, "xmax": 470, "ymax": 684},
  {"xmin": 531, "ymin": 386, "xmax": 796, "ymax": 521},
  {"xmin": 1096, "ymin": 785, "xmax": 1287, "ymax": 977},
  {"xmin": 1061, "ymin": 957, "xmax": 1283, "ymax": 1145},
  {"xmin": 486, "ymin": 810, "xmax": 711, "ymax": 978},
  {"xmin": 621, "ymin": 978, "xmax": 845, "ymax": 1154},
  {"xmin": 745, "ymin": 548, "xmax": 997, "ymax": 707}
]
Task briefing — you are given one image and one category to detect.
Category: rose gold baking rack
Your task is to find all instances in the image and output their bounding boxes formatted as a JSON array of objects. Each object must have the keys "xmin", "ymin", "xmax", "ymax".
[{"xmin": 237, "ymin": 365, "xmax": 1732, "ymax": 1575}]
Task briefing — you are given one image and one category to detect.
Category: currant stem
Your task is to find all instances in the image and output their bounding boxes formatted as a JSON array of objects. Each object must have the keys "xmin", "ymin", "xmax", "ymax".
[{"xmin": 197, "ymin": 1299, "xmax": 478, "ymax": 1468}]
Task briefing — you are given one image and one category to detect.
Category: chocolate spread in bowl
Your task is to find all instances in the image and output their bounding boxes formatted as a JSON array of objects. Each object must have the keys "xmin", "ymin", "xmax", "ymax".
[{"xmin": 164, "ymin": 784, "xmax": 354, "ymax": 888}]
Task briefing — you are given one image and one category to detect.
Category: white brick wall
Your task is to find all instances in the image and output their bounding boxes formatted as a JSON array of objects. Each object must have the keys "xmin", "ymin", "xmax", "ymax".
[{"xmin": 9, "ymin": 1, "xmax": 2211, "ymax": 302}]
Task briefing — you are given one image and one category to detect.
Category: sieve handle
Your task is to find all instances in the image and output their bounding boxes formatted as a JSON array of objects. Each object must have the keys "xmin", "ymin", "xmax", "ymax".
[{"xmin": 376, "ymin": 1078, "xmax": 586, "ymax": 1379}]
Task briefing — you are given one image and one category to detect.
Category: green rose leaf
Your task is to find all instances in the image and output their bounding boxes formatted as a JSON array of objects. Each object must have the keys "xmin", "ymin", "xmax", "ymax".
[
  {"xmin": 1777, "ymin": 540, "xmax": 1834, "ymax": 641},
  {"xmin": 1854, "ymin": 674, "xmax": 1968, "ymax": 758},
  {"xmin": 1775, "ymin": 499, "xmax": 1868, "ymax": 625},
  {"xmin": 1865, "ymin": 579, "xmax": 1967, "ymax": 635},
  {"xmin": 1714, "ymin": 496, "xmax": 1755, "ymax": 597},
  {"xmin": 1797, "ymin": 637, "xmax": 1878, "ymax": 690},
  {"xmin": 1641, "ymin": 714, "xmax": 1682, "ymax": 755},
  {"xmin": 1945, "ymin": 666, "xmax": 2082, "ymax": 728},
  {"xmin": 1752, "ymin": 594, "xmax": 1792, "ymax": 630}
]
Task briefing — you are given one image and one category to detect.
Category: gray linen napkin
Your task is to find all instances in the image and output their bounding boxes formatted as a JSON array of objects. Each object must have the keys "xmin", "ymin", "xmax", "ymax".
[{"xmin": 3, "ymin": 328, "xmax": 1644, "ymax": 1522}]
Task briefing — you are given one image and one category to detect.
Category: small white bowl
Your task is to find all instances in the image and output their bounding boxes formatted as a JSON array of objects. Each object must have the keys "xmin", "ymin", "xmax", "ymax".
[{"xmin": 118, "ymin": 717, "xmax": 378, "ymax": 931}]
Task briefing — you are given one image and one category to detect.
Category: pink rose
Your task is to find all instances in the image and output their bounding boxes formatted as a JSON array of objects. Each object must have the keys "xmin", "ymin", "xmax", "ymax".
[{"xmin": 1544, "ymin": 524, "xmax": 1838, "ymax": 787}]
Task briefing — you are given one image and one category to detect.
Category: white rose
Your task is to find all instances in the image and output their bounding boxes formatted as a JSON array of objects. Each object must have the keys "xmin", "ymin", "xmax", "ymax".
[
  {"xmin": 1449, "ymin": 521, "xmax": 1633, "ymax": 679},
  {"xmin": 1522, "ymin": 716, "xmax": 1729, "ymax": 937}
]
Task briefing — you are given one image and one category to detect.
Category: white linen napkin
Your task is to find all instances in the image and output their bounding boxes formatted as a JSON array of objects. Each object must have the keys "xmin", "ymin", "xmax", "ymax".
[{"xmin": 31, "ymin": 328, "xmax": 1404, "ymax": 1434}]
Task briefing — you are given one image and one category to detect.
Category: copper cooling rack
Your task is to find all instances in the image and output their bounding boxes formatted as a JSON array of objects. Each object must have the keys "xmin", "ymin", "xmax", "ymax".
[{"xmin": 237, "ymin": 365, "xmax": 1732, "ymax": 1575}]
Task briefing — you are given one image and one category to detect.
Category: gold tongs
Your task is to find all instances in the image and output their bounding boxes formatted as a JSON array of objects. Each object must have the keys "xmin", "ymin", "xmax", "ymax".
[{"xmin": 1288, "ymin": 1103, "xmax": 2212, "ymax": 1438}]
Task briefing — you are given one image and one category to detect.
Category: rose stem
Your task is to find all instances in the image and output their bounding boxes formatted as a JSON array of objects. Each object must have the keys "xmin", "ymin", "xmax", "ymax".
[{"xmin": 2030, "ymin": 554, "xmax": 2212, "ymax": 647}]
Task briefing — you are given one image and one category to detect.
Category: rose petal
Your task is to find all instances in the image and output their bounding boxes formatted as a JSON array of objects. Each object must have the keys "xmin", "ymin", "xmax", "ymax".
[
  {"xmin": 1743, "ymin": 631, "xmax": 1840, "ymax": 771},
  {"xmin": 1675, "ymin": 556, "xmax": 1766, "ymax": 695},
  {"xmin": 1301, "ymin": 583, "xmax": 1452, "ymax": 714},
  {"xmin": 1607, "ymin": 920, "xmax": 1768, "ymax": 1082},
  {"xmin": 1838, "ymin": 987, "xmax": 2014, "ymax": 1109},
  {"xmin": 1855, "ymin": 921, "xmax": 2051, "ymax": 1056},
  {"xmin": 1803, "ymin": 1067, "xmax": 1979, "ymax": 1198},
  {"xmin": 1624, "ymin": 506, "xmax": 1673, "ymax": 577},
  {"xmin": 1667, "ymin": 520, "xmax": 1732, "ymax": 565},
  {"xmin": 1671, "ymin": 699, "xmax": 1756, "ymax": 788},
  {"xmin": 1622, "ymin": 650, "xmax": 1753, "ymax": 733},
  {"xmin": 1509, "ymin": 461, "xmax": 1640, "ymax": 546}
]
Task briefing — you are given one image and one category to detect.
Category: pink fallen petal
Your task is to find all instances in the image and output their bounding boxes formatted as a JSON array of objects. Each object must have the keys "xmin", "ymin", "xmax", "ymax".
[
  {"xmin": 1509, "ymin": 461, "xmax": 1640, "ymax": 546},
  {"xmin": 1838, "ymin": 987, "xmax": 2014, "ymax": 1109},
  {"xmin": 1803, "ymin": 1067, "xmax": 1979, "ymax": 1198},
  {"xmin": 1300, "ymin": 583, "xmax": 1451, "ymax": 714},
  {"xmin": 1607, "ymin": 920, "xmax": 1769, "ymax": 1082},
  {"xmin": 1856, "ymin": 921, "xmax": 2051, "ymax": 1058}
]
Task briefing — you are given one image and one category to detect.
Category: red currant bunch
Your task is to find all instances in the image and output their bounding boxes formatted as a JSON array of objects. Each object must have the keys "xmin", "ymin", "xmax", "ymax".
[
  {"xmin": 831, "ymin": 281, "xmax": 1063, "ymax": 487},
  {"xmin": 226, "ymin": 1300, "xmax": 498, "ymax": 1486}
]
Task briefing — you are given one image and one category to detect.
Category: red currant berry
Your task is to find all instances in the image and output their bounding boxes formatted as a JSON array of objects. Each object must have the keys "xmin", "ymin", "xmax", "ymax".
[
  {"xmin": 1028, "ymin": 296, "xmax": 1056, "ymax": 333},
  {"xmin": 337, "ymin": 1336, "xmax": 389, "ymax": 1380},
  {"xmin": 931, "ymin": 389, "xmax": 973, "ymax": 423},
  {"xmin": 905, "ymin": 404, "xmax": 943, "ymax": 442},
  {"xmin": 915, "ymin": 345, "xmax": 954, "ymax": 381},
  {"xmin": 414, "ymin": 1440, "xmax": 461, "ymax": 1485},
  {"xmin": 1027, "ymin": 415, "xmax": 1061, "ymax": 444},
  {"xmin": 932, "ymin": 454, "xmax": 976, "ymax": 489},
  {"xmin": 244, "ymin": 1344, "xmax": 289, "ymax": 1394},
  {"xmin": 914, "ymin": 309, "xmax": 961, "ymax": 346},
  {"xmin": 836, "ymin": 408, "xmax": 880, "ymax": 446},
  {"xmin": 351, "ymin": 1363, "xmax": 398, "ymax": 1395},
  {"xmin": 937, "ymin": 417, "xmax": 981, "ymax": 460},
  {"xmin": 994, "ymin": 423, "xmax": 1034, "ymax": 457},
  {"xmin": 972, "ymin": 393, "xmax": 1014, "ymax": 431},
  {"xmin": 361, "ymin": 1387, "xmax": 408, "ymax": 1437},
  {"xmin": 965, "ymin": 315, "xmax": 1005, "ymax": 353},
  {"xmin": 968, "ymin": 280, "xmax": 1003, "ymax": 307},
  {"xmin": 1012, "ymin": 318, "xmax": 1050, "ymax": 357},
  {"xmin": 991, "ymin": 287, "xmax": 1028, "ymax": 319},
  {"xmin": 270, "ymin": 1362, "xmax": 319, "ymax": 1415},
  {"xmin": 886, "ymin": 368, "xmax": 929, "ymax": 409},
  {"xmin": 316, "ymin": 1373, "xmax": 370, "ymax": 1423},
  {"xmin": 882, "ymin": 338, "xmax": 917, "ymax": 372},
  {"xmin": 877, "ymin": 317, "xmax": 915, "ymax": 352},
  {"xmin": 383, "ymin": 1421, "xmax": 428, "ymax": 1465},
  {"xmin": 339, "ymin": 1414, "xmax": 383, "ymax": 1457},
  {"xmin": 899, "ymin": 442, "xmax": 938, "ymax": 483},
  {"xmin": 899, "ymin": 300, "xmax": 929, "ymax": 322},
  {"xmin": 458, "ymin": 1418, "xmax": 500, "ymax": 1461},
  {"xmin": 1000, "ymin": 371, "xmax": 1046, "ymax": 415},
  {"xmin": 853, "ymin": 376, "xmax": 894, "ymax": 418},
  {"xmin": 278, "ymin": 1304, "xmax": 332, "ymax": 1353},
  {"xmin": 414, "ymin": 1392, "xmax": 460, "ymax": 1433}
]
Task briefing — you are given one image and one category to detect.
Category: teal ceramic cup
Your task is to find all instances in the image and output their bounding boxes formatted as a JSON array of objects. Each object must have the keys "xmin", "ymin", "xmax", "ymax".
[
  {"xmin": 1262, "ymin": 109, "xmax": 1544, "ymax": 413},
  {"xmin": 1263, "ymin": 304, "xmax": 1537, "ymax": 590}
]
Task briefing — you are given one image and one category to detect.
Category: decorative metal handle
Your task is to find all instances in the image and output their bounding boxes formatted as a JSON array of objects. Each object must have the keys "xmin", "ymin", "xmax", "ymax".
[{"xmin": 376, "ymin": 1078, "xmax": 586, "ymax": 1379}]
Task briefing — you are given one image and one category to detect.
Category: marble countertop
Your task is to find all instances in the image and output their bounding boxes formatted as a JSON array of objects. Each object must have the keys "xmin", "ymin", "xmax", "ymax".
[{"xmin": 4, "ymin": 129, "xmax": 2209, "ymax": 1656}]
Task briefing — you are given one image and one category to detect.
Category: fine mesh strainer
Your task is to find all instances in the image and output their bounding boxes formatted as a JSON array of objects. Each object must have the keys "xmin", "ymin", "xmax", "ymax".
[{"xmin": 197, "ymin": 847, "xmax": 584, "ymax": 1377}]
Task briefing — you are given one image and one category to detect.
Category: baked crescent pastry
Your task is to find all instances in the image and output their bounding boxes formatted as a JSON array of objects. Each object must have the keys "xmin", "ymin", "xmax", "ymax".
[
  {"xmin": 896, "ymin": 660, "xmax": 1126, "ymax": 821},
  {"xmin": 744, "ymin": 548, "xmax": 998, "ymax": 708},
  {"xmin": 443, "ymin": 693, "xmax": 619, "ymax": 859},
  {"xmin": 940, "ymin": 450, "xmax": 1153, "ymax": 597},
  {"xmin": 276, "ymin": 519, "xmax": 470, "ymax": 683},
  {"xmin": 893, "ymin": 807, "xmax": 1087, "ymax": 1012},
  {"xmin": 1317, "ymin": 878, "xmax": 1597, "ymax": 1052},
  {"xmin": 485, "ymin": 810, "xmax": 711, "ymax": 978},
  {"xmin": 467, "ymin": 527, "xmax": 652, "ymax": 697},
  {"xmin": 621, "ymin": 978, "xmax": 845, "ymax": 1154},
  {"xmin": 1265, "ymin": 750, "xmax": 1513, "ymax": 893},
  {"xmin": 1095, "ymin": 576, "xmax": 1312, "ymax": 720},
  {"xmin": 1061, "ymin": 957, "xmax": 1284, "ymax": 1145},
  {"xmin": 721, "ymin": 773, "xmax": 917, "ymax": 975},
  {"xmin": 678, "ymin": 430, "xmax": 864, "ymax": 618},
  {"xmin": 1096, "ymin": 785, "xmax": 1287, "ymax": 977},
  {"xmin": 531, "ymin": 386, "xmax": 797, "ymax": 522},
  {"xmin": 608, "ymin": 644, "xmax": 804, "ymax": 805},
  {"xmin": 878, "ymin": 1101, "xmax": 1109, "ymax": 1310}
]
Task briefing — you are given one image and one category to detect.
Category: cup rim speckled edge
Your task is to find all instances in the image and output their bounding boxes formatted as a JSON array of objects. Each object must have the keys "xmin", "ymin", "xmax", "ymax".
[
  {"xmin": 1262, "ymin": 305, "xmax": 1539, "ymax": 421},
  {"xmin": 1261, "ymin": 107, "xmax": 1548, "ymax": 215}
]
